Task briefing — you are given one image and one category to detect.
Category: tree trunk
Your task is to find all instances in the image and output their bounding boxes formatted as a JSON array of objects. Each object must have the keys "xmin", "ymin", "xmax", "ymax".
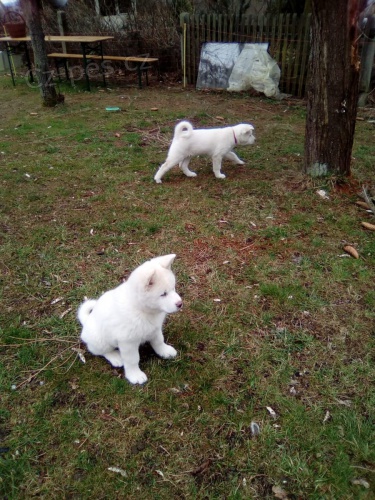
[
  {"xmin": 304, "ymin": 0, "xmax": 360, "ymax": 177},
  {"xmin": 20, "ymin": 0, "xmax": 58, "ymax": 107}
]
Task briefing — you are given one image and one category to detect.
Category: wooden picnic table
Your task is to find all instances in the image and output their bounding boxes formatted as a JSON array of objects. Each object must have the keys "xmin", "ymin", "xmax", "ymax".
[{"xmin": 0, "ymin": 35, "xmax": 114, "ymax": 90}]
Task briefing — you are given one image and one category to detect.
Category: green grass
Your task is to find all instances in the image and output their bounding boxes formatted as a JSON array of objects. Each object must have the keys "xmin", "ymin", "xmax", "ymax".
[{"xmin": 0, "ymin": 78, "xmax": 374, "ymax": 499}]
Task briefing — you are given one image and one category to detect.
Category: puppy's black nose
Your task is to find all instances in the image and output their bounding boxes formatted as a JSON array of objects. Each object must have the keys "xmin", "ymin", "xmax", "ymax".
[{"xmin": 176, "ymin": 301, "xmax": 183, "ymax": 309}]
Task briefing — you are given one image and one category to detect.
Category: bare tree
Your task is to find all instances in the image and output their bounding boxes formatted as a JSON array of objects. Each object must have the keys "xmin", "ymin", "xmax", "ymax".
[
  {"xmin": 20, "ymin": 0, "xmax": 59, "ymax": 107},
  {"xmin": 304, "ymin": 0, "xmax": 360, "ymax": 177}
]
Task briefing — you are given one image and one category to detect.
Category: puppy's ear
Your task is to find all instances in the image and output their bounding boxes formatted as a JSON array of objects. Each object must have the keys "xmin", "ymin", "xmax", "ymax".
[
  {"xmin": 145, "ymin": 270, "xmax": 157, "ymax": 289},
  {"xmin": 153, "ymin": 254, "xmax": 176, "ymax": 269}
]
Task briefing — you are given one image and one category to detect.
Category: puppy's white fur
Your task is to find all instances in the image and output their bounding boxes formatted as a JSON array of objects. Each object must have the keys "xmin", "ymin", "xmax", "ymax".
[
  {"xmin": 78, "ymin": 254, "xmax": 182, "ymax": 385},
  {"xmin": 154, "ymin": 120, "xmax": 255, "ymax": 183}
]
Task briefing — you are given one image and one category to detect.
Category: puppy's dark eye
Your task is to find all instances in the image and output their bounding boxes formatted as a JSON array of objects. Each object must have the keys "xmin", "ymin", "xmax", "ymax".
[{"xmin": 161, "ymin": 292, "xmax": 168, "ymax": 297}]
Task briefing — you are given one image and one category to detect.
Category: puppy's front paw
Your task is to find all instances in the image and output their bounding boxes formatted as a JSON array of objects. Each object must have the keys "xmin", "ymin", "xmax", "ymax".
[
  {"xmin": 215, "ymin": 173, "xmax": 226, "ymax": 179},
  {"xmin": 126, "ymin": 369, "xmax": 148, "ymax": 385},
  {"xmin": 154, "ymin": 176, "xmax": 162, "ymax": 184},
  {"xmin": 158, "ymin": 344, "xmax": 177, "ymax": 359},
  {"xmin": 185, "ymin": 171, "xmax": 197, "ymax": 178},
  {"xmin": 236, "ymin": 160, "xmax": 245, "ymax": 165},
  {"xmin": 104, "ymin": 351, "xmax": 123, "ymax": 367}
]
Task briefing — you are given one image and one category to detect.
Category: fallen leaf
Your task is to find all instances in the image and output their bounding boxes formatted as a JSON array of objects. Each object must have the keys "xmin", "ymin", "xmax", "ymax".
[
  {"xmin": 317, "ymin": 189, "xmax": 329, "ymax": 200},
  {"xmin": 266, "ymin": 406, "xmax": 277, "ymax": 419},
  {"xmin": 356, "ymin": 201, "xmax": 370, "ymax": 209},
  {"xmin": 361, "ymin": 221, "xmax": 375, "ymax": 231},
  {"xmin": 272, "ymin": 485, "xmax": 289, "ymax": 499},
  {"xmin": 215, "ymin": 116, "xmax": 225, "ymax": 120},
  {"xmin": 351, "ymin": 478, "xmax": 370, "ymax": 488},
  {"xmin": 72, "ymin": 347, "xmax": 86, "ymax": 363},
  {"xmin": 99, "ymin": 412, "xmax": 113, "ymax": 421},
  {"xmin": 114, "ymin": 133, "xmax": 121, "ymax": 138},
  {"xmin": 108, "ymin": 466, "xmax": 127, "ymax": 477},
  {"xmin": 59, "ymin": 307, "xmax": 72, "ymax": 319},
  {"xmin": 190, "ymin": 459, "xmax": 212, "ymax": 476},
  {"xmin": 150, "ymin": 107, "xmax": 159, "ymax": 111},
  {"xmin": 343, "ymin": 245, "xmax": 359, "ymax": 259},
  {"xmin": 30, "ymin": 112, "xmax": 38, "ymax": 116},
  {"xmin": 51, "ymin": 297, "xmax": 63, "ymax": 305},
  {"xmin": 335, "ymin": 398, "xmax": 352, "ymax": 407},
  {"xmin": 323, "ymin": 410, "xmax": 330, "ymax": 423},
  {"xmin": 250, "ymin": 421, "xmax": 260, "ymax": 436}
]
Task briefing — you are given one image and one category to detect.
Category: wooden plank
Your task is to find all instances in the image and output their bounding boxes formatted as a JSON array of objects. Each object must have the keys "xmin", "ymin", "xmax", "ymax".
[
  {"xmin": 263, "ymin": 14, "xmax": 270, "ymax": 46},
  {"xmin": 239, "ymin": 16, "xmax": 247, "ymax": 43},
  {"xmin": 223, "ymin": 14, "xmax": 228, "ymax": 42},
  {"xmin": 196, "ymin": 14, "xmax": 201, "ymax": 84},
  {"xmin": 212, "ymin": 13, "xmax": 217, "ymax": 42},
  {"xmin": 270, "ymin": 15, "xmax": 277, "ymax": 56},
  {"xmin": 285, "ymin": 13, "xmax": 297, "ymax": 95},
  {"xmin": 281, "ymin": 14, "xmax": 290, "ymax": 93},
  {"xmin": 48, "ymin": 53, "xmax": 158, "ymax": 63},
  {"xmin": 191, "ymin": 15, "xmax": 196, "ymax": 84},
  {"xmin": 291, "ymin": 14, "xmax": 305, "ymax": 96},
  {"xmin": 228, "ymin": 14, "xmax": 233, "ymax": 41},
  {"xmin": 272, "ymin": 13, "xmax": 283, "ymax": 77},
  {"xmin": 298, "ymin": 13, "xmax": 311, "ymax": 97},
  {"xmin": 186, "ymin": 14, "xmax": 192, "ymax": 84},
  {"xmin": 233, "ymin": 16, "xmax": 242, "ymax": 43},
  {"xmin": 258, "ymin": 14, "xmax": 264, "ymax": 42},
  {"xmin": 247, "ymin": 15, "xmax": 253, "ymax": 41},
  {"xmin": 201, "ymin": 13, "xmax": 205, "ymax": 43},
  {"xmin": 207, "ymin": 13, "xmax": 212, "ymax": 42}
]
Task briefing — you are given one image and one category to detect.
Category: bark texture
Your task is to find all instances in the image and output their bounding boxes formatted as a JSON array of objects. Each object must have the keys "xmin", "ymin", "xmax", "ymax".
[
  {"xmin": 20, "ymin": 0, "xmax": 58, "ymax": 107},
  {"xmin": 304, "ymin": 0, "xmax": 360, "ymax": 177}
]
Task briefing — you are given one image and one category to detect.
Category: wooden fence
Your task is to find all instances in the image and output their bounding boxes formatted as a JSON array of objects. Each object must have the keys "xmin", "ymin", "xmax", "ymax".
[{"xmin": 180, "ymin": 12, "xmax": 311, "ymax": 98}]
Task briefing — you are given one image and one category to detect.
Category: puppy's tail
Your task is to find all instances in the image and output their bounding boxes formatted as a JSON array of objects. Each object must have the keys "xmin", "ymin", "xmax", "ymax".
[
  {"xmin": 174, "ymin": 120, "xmax": 193, "ymax": 139},
  {"xmin": 77, "ymin": 299, "xmax": 97, "ymax": 326}
]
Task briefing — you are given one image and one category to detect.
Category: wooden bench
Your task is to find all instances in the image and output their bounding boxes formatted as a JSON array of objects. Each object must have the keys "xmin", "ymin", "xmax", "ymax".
[{"xmin": 48, "ymin": 52, "xmax": 159, "ymax": 90}]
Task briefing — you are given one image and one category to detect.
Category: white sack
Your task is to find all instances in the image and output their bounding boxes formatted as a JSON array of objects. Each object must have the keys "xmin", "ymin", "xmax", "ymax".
[{"xmin": 227, "ymin": 43, "xmax": 281, "ymax": 98}]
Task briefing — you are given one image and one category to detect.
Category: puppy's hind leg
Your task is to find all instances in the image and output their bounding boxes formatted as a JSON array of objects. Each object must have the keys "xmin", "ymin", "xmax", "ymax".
[
  {"xmin": 212, "ymin": 154, "xmax": 226, "ymax": 179},
  {"xmin": 179, "ymin": 158, "xmax": 197, "ymax": 178},
  {"xmin": 154, "ymin": 160, "xmax": 175, "ymax": 184},
  {"xmin": 224, "ymin": 151, "xmax": 244, "ymax": 165}
]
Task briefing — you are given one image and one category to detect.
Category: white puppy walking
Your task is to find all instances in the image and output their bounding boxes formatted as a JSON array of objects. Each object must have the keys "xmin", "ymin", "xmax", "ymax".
[
  {"xmin": 154, "ymin": 120, "xmax": 255, "ymax": 183},
  {"xmin": 78, "ymin": 254, "xmax": 182, "ymax": 385}
]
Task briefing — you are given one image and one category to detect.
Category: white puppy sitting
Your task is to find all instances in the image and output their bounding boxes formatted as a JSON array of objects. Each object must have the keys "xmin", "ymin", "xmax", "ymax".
[
  {"xmin": 77, "ymin": 254, "xmax": 182, "ymax": 385},
  {"xmin": 154, "ymin": 120, "xmax": 255, "ymax": 183}
]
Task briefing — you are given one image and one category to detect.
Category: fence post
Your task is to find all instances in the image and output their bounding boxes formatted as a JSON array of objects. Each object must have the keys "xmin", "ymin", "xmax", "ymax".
[{"xmin": 180, "ymin": 12, "xmax": 189, "ymax": 86}]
